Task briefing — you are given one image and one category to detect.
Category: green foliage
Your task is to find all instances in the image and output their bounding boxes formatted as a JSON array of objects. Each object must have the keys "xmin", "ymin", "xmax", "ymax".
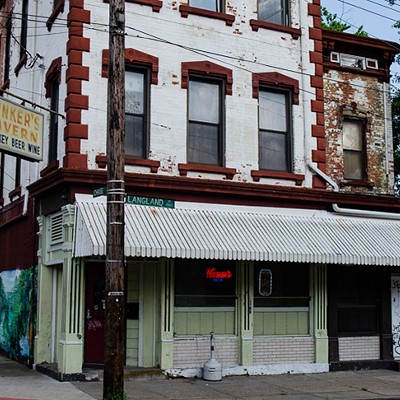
[
  {"xmin": 0, "ymin": 267, "xmax": 37, "ymax": 362},
  {"xmin": 321, "ymin": 7, "xmax": 368, "ymax": 36},
  {"xmin": 393, "ymin": 89, "xmax": 400, "ymax": 194},
  {"xmin": 105, "ymin": 392, "xmax": 127, "ymax": 400}
]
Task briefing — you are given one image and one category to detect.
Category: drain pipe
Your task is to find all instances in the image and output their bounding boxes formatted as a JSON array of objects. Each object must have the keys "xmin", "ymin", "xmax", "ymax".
[{"xmin": 306, "ymin": 160, "xmax": 400, "ymax": 220}]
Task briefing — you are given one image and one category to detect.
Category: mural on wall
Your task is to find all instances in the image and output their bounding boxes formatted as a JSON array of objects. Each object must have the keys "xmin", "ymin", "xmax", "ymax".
[{"xmin": 0, "ymin": 266, "xmax": 37, "ymax": 365}]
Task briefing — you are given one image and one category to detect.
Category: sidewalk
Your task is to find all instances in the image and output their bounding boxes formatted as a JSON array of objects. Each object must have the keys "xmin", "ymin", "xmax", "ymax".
[{"xmin": 3, "ymin": 355, "xmax": 400, "ymax": 399}]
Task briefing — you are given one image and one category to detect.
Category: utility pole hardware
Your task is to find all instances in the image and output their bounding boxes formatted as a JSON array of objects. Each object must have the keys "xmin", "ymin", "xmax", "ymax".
[{"xmin": 103, "ymin": 0, "xmax": 126, "ymax": 398}]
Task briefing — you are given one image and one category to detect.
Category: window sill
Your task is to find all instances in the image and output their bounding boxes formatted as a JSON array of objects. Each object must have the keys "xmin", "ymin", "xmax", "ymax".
[
  {"xmin": 14, "ymin": 53, "xmax": 28, "ymax": 77},
  {"xmin": 9, "ymin": 186, "xmax": 22, "ymax": 201},
  {"xmin": 96, "ymin": 155, "xmax": 160, "ymax": 173},
  {"xmin": 251, "ymin": 170, "xmax": 305, "ymax": 186},
  {"xmin": 249, "ymin": 19, "xmax": 301, "ymax": 39},
  {"xmin": 103, "ymin": 0, "xmax": 162, "ymax": 12},
  {"xmin": 178, "ymin": 163, "xmax": 237, "ymax": 179},
  {"xmin": 46, "ymin": 0, "xmax": 65, "ymax": 31},
  {"xmin": 40, "ymin": 160, "xmax": 59, "ymax": 178},
  {"xmin": 179, "ymin": 4, "xmax": 235, "ymax": 26},
  {"xmin": 340, "ymin": 180, "xmax": 374, "ymax": 189}
]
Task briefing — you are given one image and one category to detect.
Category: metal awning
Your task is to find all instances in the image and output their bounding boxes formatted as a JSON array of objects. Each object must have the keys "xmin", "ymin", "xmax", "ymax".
[{"xmin": 73, "ymin": 194, "xmax": 400, "ymax": 266}]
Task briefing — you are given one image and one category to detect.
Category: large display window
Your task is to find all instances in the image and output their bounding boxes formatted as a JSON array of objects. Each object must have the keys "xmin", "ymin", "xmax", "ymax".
[{"xmin": 175, "ymin": 259, "xmax": 236, "ymax": 307}]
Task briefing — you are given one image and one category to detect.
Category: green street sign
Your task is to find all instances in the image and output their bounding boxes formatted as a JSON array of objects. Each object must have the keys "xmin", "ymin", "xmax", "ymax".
[
  {"xmin": 93, "ymin": 186, "xmax": 107, "ymax": 197},
  {"xmin": 126, "ymin": 195, "xmax": 175, "ymax": 209}
]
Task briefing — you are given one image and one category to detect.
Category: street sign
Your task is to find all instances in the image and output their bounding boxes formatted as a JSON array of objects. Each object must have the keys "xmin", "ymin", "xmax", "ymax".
[
  {"xmin": 93, "ymin": 186, "xmax": 107, "ymax": 197},
  {"xmin": 125, "ymin": 195, "xmax": 175, "ymax": 209}
]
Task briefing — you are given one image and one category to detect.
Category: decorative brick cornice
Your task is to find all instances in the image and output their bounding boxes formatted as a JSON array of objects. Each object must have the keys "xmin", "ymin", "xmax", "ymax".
[
  {"xmin": 252, "ymin": 72, "xmax": 299, "ymax": 104},
  {"xmin": 181, "ymin": 61, "xmax": 233, "ymax": 95},
  {"xmin": 102, "ymin": 48, "xmax": 159, "ymax": 85},
  {"xmin": 179, "ymin": 4, "xmax": 235, "ymax": 26}
]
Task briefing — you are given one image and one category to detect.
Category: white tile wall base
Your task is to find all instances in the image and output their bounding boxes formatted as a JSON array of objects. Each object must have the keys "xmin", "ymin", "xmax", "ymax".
[
  {"xmin": 338, "ymin": 336, "xmax": 380, "ymax": 361},
  {"xmin": 165, "ymin": 363, "xmax": 329, "ymax": 378},
  {"xmin": 253, "ymin": 336, "xmax": 315, "ymax": 364},
  {"xmin": 173, "ymin": 337, "xmax": 238, "ymax": 368}
]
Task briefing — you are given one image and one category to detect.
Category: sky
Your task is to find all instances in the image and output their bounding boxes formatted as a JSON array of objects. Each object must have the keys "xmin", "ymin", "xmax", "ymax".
[{"xmin": 320, "ymin": 0, "xmax": 400, "ymax": 85}]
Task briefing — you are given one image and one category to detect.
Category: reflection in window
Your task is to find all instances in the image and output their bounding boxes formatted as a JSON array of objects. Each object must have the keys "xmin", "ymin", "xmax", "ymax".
[
  {"xmin": 258, "ymin": 0, "xmax": 288, "ymax": 25},
  {"xmin": 189, "ymin": 0, "xmax": 220, "ymax": 12},
  {"xmin": 188, "ymin": 79, "xmax": 223, "ymax": 165},
  {"xmin": 125, "ymin": 68, "xmax": 148, "ymax": 158},
  {"xmin": 343, "ymin": 119, "xmax": 364, "ymax": 180},
  {"xmin": 259, "ymin": 89, "xmax": 291, "ymax": 171}
]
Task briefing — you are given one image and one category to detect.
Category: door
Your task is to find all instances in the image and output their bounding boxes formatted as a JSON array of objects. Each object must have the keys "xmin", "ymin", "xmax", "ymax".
[
  {"xmin": 85, "ymin": 263, "xmax": 106, "ymax": 364},
  {"xmin": 391, "ymin": 275, "xmax": 400, "ymax": 360}
]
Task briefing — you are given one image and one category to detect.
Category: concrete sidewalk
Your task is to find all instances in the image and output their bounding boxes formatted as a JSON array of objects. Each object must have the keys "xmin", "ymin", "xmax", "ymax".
[{"xmin": 3, "ymin": 355, "xmax": 400, "ymax": 400}]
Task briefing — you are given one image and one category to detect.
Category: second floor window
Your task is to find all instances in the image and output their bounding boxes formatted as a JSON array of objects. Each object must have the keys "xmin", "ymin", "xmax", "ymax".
[
  {"xmin": 48, "ymin": 79, "xmax": 59, "ymax": 163},
  {"xmin": 258, "ymin": 0, "xmax": 288, "ymax": 25},
  {"xmin": 20, "ymin": 0, "xmax": 29, "ymax": 59},
  {"xmin": 189, "ymin": 0, "xmax": 220, "ymax": 12},
  {"xmin": 188, "ymin": 78, "xmax": 223, "ymax": 166},
  {"xmin": 4, "ymin": 12, "xmax": 12, "ymax": 85},
  {"xmin": 343, "ymin": 119, "xmax": 365, "ymax": 180},
  {"xmin": 259, "ymin": 88, "xmax": 291, "ymax": 171},
  {"xmin": 125, "ymin": 68, "xmax": 149, "ymax": 159}
]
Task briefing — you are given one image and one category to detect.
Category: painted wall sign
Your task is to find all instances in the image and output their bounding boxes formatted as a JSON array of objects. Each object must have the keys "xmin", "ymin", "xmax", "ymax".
[
  {"xmin": 0, "ymin": 97, "xmax": 44, "ymax": 161},
  {"xmin": 126, "ymin": 195, "xmax": 175, "ymax": 209}
]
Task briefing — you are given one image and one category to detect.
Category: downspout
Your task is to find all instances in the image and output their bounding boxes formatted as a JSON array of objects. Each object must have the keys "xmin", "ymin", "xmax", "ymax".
[{"xmin": 306, "ymin": 161, "xmax": 400, "ymax": 220}]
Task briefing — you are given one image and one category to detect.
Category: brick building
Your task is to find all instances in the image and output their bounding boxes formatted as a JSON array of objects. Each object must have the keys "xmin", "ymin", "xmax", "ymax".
[{"xmin": 1, "ymin": 0, "xmax": 400, "ymax": 378}]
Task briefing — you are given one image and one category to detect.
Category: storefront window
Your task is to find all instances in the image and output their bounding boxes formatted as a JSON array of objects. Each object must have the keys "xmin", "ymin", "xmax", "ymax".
[
  {"xmin": 175, "ymin": 259, "xmax": 236, "ymax": 307},
  {"xmin": 254, "ymin": 262, "xmax": 309, "ymax": 307}
]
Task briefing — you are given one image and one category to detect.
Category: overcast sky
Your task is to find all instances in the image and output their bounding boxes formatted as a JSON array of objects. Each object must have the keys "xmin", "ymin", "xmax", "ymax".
[{"xmin": 320, "ymin": 0, "xmax": 400, "ymax": 85}]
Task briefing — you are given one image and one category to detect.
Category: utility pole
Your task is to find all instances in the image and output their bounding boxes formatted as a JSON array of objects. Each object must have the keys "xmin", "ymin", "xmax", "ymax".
[{"xmin": 103, "ymin": 0, "xmax": 125, "ymax": 398}]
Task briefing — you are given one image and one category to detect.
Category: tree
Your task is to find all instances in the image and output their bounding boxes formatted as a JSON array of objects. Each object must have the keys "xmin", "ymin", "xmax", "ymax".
[
  {"xmin": 393, "ymin": 89, "xmax": 400, "ymax": 194},
  {"xmin": 321, "ymin": 7, "xmax": 368, "ymax": 36}
]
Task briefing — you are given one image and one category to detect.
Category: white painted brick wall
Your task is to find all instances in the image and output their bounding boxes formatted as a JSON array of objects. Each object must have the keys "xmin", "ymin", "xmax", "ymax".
[
  {"xmin": 253, "ymin": 336, "xmax": 315, "ymax": 364},
  {"xmin": 173, "ymin": 337, "xmax": 239, "ymax": 368},
  {"xmin": 338, "ymin": 336, "xmax": 380, "ymax": 361}
]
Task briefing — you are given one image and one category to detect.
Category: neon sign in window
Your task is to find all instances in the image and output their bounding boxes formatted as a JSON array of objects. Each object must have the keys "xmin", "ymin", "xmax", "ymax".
[{"xmin": 206, "ymin": 268, "xmax": 233, "ymax": 282}]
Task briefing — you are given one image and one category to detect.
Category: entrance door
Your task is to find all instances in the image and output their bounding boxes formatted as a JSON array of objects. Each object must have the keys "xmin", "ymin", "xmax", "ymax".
[
  {"xmin": 85, "ymin": 263, "xmax": 106, "ymax": 364},
  {"xmin": 391, "ymin": 275, "xmax": 400, "ymax": 360}
]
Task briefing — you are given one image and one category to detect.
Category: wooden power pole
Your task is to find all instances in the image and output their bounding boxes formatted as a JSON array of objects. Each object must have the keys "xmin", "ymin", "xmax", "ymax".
[{"xmin": 103, "ymin": 0, "xmax": 126, "ymax": 398}]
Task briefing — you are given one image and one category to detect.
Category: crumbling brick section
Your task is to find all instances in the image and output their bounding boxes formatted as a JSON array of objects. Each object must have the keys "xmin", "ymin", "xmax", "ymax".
[
  {"xmin": 63, "ymin": 0, "xmax": 90, "ymax": 169},
  {"xmin": 308, "ymin": 0, "xmax": 326, "ymax": 189}
]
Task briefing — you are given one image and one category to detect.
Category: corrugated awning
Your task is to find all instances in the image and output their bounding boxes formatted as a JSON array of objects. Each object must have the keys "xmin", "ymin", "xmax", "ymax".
[{"xmin": 73, "ymin": 194, "xmax": 400, "ymax": 266}]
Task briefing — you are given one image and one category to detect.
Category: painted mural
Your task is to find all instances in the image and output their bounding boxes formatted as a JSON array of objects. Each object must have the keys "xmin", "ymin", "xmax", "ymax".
[{"xmin": 0, "ymin": 266, "xmax": 37, "ymax": 365}]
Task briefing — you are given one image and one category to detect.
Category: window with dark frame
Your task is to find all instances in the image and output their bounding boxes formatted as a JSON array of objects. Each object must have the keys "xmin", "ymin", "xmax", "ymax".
[
  {"xmin": 20, "ymin": 0, "xmax": 29, "ymax": 60},
  {"xmin": 175, "ymin": 259, "xmax": 236, "ymax": 307},
  {"xmin": 343, "ymin": 119, "xmax": 365, "ymax": 180},
  {"xmin": 189, "ymin": 0, "xmax": 221, "ymax": 12},
  {"xmin": 3, "ymin": 12, "xmax": 12, "ymax": 86},
  {"xmin": 0, "ymin": 152, "xmax": 4, "ymax": 201},
  {"xmin": 259, "ymin": 88, "xmax": 291, "ymax": 172},
  {"xmin": 258, "ymin": 0, "xmax": 288, "ymax": 25},
  {"xmin": 125, "ymin": 67, "xmax": 149, "ymax": 159},
  {"xmin": 188, "ymin": 78, "xmax": 223, "ymax": 166},
  {"xmin": 254, "ymin": 263, "xmax": 309, "ymax": 308},
  {"xmin": 15, "ymin": 157, "xmax": 21, "ymax": 190},
  {"xmin": 48, "ymin": 77, "xmax": 59, "ymax": 164}
]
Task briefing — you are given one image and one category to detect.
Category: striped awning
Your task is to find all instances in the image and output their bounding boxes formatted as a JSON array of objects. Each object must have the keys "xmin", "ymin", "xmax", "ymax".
[{"xmin": 73, "ymin": 194, "xmax": 400, "ymax": 266}]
